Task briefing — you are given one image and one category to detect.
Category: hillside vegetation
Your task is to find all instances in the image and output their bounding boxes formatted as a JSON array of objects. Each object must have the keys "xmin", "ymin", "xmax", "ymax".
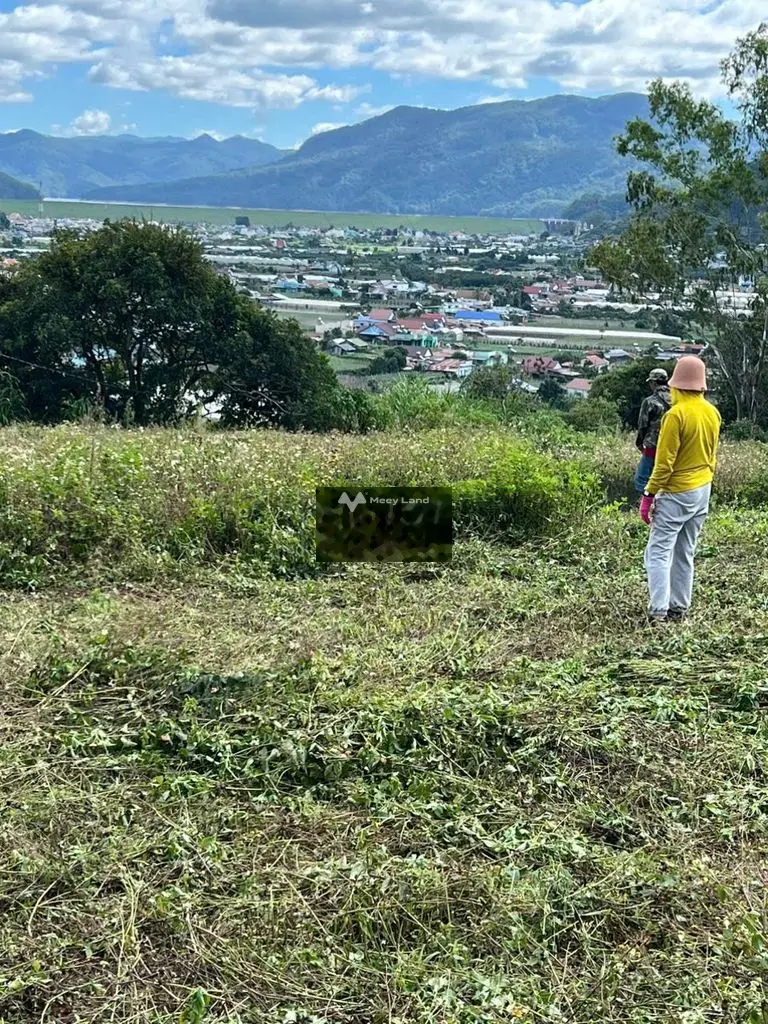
[
  {"xmin": 2, "ymin": 420, "xmax": 768, "ymax": 1023},
  {"xmin": 0, "ymin": 170, "xmax": 39, "ymax": 200},
  {"xmin": 84, "ymin": 94, "xmax": 647, "ymax": 217}
]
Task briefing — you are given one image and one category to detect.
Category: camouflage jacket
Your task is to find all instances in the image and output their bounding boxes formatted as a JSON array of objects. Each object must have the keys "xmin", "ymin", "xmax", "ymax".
[{"xmin": 636, "ymin": 388, "xmax": 671, "ymax": 450}]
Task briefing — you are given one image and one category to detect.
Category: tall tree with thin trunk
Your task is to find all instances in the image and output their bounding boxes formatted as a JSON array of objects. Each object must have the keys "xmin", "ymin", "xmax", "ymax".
[{"xmin": 590, "ymin": 23, "xmax": 768, "ymax": 425}]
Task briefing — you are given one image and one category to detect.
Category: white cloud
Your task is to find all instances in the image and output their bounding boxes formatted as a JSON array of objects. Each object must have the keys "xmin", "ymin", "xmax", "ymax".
[
  {"xmin": 310, "ymin": 121, "xmax": 347, "ymax": 135},
  {"xmin": 87, "ymin": 55, "xmax": 365, "ymax": 109},
  {"xmin": 69, "ymin": 107, "xmax": 111, "ymax": 134},
  {"xmin": 355, "ymin": 102, "xmax": 394, "ymax": 119},
  {"xmin": 0, "ymin": 0, "xmax": 766, "ymax": 116}
]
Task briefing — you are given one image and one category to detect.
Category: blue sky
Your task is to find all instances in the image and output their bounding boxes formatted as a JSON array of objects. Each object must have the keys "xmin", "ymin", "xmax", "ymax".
[{"xmin": 0, "ymin": 0, "xmax": 761, "ymax": 148}]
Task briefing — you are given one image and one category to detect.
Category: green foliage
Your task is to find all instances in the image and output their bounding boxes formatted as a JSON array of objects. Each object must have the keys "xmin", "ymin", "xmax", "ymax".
[
  {"xmin": 3, "ymin": 421, "xmax": 767, "ymax": 588},
  {"xmin": 461, "ymin": 365, "xmax": 531, "ymax": 402},
  {"xmin": 4, "ymin": 418, "xmax": 768, "ymax": 1022},
  {"xmin": 565, "ymin": 397, "xmax": 622, "ymax": 434},
  {"xmin": 723, "ymin": 418, "xmax": 768, "ymax": 442},
  {"xmin": 0, "ymin": 220, "xmax": 239, "ymax": 425},
  {"xmin": 366, "ymin": 346, "xmax": 407, "ymax": 375},
  {"xmin": 657, "ymin": 310, "xmax": 686, "ymax": 337},
  {"xmin": 453, "ymin": 446, "xmax": 600, "ymax": 540},
  {"xmin": 0, "ymin": 369, "xmax": 26, "ymax": 425},
  {"xmin": 0, "ymin": 220, "xmax": 356, "ymax": 432},
  {"xmin": 590, "ymin": 26, "xmax": 768, "ymax": 423},
  {"xmin": 0, "ymin": 423, "xmax": 600, "ymax": 586},
  {"xmin": 589, "ymin": 357, "xmax": 675, "ymax": 428},
  {"xmin": 537, "ymin": 375, "xmax": 568, "ymax": 408},
  {"xmin": 214, "ymin": 301, "xmax": 350, "ymax": 431},
  {"xmin": 561, "ymin": 190, "xmax": 631, "ymax": 223}
]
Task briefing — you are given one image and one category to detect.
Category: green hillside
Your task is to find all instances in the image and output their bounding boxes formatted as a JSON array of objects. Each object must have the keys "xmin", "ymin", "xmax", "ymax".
[
  {"xmin": 0, "ymin": 170, "xmax": 39, "ymax": 200},
  {"xmin": 84, "ymin": 93, "xmax": 648, "ymax": 217}
]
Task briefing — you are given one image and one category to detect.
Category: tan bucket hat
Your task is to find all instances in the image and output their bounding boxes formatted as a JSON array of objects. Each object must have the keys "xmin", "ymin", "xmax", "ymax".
[{"xmin": 669, "ymin": 355, "xmax": 707, "ymax": 392}]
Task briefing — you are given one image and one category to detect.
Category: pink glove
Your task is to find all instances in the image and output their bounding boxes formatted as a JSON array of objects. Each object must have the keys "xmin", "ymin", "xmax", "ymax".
[{"xmin": 639, "ymin": 494, "xmax": 654, "ymax": 525}]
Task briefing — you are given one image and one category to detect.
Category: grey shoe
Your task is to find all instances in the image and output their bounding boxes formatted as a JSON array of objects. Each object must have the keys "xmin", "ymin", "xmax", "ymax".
[
  {"xmin": 667, "ymin": 607, "xmax": 687, "ymax": 623},
  {"xmin": 647, "ymin": 614, "xmax": 668, "ymax": 627}
]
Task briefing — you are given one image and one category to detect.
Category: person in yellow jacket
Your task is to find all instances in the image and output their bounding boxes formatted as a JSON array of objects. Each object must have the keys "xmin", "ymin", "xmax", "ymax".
[{"xmin": 639, "ymin": 355, "xmax": 722, "ymax": 624}]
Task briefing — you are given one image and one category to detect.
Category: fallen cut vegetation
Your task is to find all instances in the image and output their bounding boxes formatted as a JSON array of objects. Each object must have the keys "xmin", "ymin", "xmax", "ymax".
[{"xmin": 2, "ymin": 424, "xmax": 768, "ymax": 1023}]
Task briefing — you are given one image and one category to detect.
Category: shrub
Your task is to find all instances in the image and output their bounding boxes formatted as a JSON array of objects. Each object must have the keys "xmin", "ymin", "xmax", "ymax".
[
  {"xmin": 0, "ymin": 424, "xmax": 604, "ymax": 585},
  {"xmin": 566, "ymin": 397, "xmax": 622, "ymax": 434},
  {"xmin": 453, "ymin": 441, "xmax": 601, "ymax": 541},
  {"xmin": 722, "ymin": 419, "xmax": 768, "ymax": 443}
]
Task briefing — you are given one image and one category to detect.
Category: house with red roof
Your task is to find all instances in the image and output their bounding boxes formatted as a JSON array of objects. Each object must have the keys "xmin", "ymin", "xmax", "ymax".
[
  {"xmin": 522, "ymin": 355, "xmax": 562, "ymax": 376},
  {"xmin": 566, "ymin": 378, "xmax": 592, "ymax": 399},
  {"xmin": 583, "ymin": 353, "xmax": 609, "ymax": 372}
]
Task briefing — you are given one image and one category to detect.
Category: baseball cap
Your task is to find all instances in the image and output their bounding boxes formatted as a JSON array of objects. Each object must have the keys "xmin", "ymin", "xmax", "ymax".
[{"xmin": 647, "ymin": 368, "xmax": 668, "ymax": 383}]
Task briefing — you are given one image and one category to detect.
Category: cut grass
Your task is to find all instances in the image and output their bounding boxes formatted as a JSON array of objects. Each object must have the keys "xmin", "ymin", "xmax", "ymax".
[{"xmin": 2, "ymin": 426, "xmax": 768, "ymax": 1023}]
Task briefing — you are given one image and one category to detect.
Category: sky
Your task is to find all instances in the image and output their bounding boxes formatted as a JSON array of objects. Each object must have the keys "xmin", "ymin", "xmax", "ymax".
[{"xmin": 0, "ymin": 0, "xmax": 763, "ymax": 149}]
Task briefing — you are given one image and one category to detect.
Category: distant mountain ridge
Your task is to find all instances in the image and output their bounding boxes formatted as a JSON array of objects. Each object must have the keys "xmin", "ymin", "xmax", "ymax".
[
  {"xmin": 0, "ymin": 131, "xmax": 284, "ymax": 199},
  {"xmin": 85, "ymin": 93, "xmax": 648, "ymax": 218},
  {"xmin": 0, "ymin": 170, "xmax": 40, "ymax": 200}
]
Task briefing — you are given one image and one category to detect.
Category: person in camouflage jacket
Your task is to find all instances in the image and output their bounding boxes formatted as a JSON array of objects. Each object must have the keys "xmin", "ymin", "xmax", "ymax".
[{"xmin": 634, "ymin": 368, "xmax": 671, "ymax": 494}]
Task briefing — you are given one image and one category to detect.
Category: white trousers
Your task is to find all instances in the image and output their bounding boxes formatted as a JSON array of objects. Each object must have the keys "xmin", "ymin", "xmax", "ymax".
[{"xmin": 644, "ymin": 484, "xmax": 711, "ymax": 617}]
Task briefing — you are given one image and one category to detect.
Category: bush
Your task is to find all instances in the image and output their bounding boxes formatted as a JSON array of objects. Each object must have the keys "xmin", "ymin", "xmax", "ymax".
[
  {"xmin": 0, "ymin": 424, "xmax": 604, "ymax": 586},
  {"xmin": 453, "ymin": 445, "xmax": 601, "ymax": 540},
  {"xmin": 722, "ymin": 419, "xmax": 768, "ymax": 443},
  {"xmin": 566, "ymin": 397, "xmax": 622, "ymax": 434}
]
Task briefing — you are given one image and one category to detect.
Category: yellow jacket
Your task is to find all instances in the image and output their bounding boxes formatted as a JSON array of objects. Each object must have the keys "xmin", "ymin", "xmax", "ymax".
[{"xmin": 646, "ymin": 390, "xmax": 722, "ymax": 496}]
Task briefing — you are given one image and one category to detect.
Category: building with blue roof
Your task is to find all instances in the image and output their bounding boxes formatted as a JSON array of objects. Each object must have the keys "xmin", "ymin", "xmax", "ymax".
[{"xmin": 453, "ymin": 310, "xmax": 503, "ymax": 322}]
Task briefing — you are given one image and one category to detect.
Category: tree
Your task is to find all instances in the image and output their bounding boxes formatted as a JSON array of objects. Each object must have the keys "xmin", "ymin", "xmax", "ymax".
[
  {"xmin": 566, "ymin": 397, "xmax": 621, "ymax": 433},
  {"xmin": 657, "ymin": 310, "xmax": 686, "ymax": 337},
  {"xmin": 0, "ymin": 221, "xmax": 239, "ymax": 425},
  {"xmin": 212, "ymin": 299, "xmax": 354, "ymax": 430},
  {"xmin": 462, "ymin": 365, "xmax": 525, "ymax": 401},
  {"xmin": 589, "ymin": 357, "xmax": 675, "ymax": 428},
  {"xmin": 589, "ymin": 24, "xmax": 768, "ymax": 424},
  {"xmin": 537, "ymin": 375, "xmax": 568, "ymax": 408},
  {"xmin": 0, "ymin": 219, "xmax": 358, "ymax": 430},
  {"xmin": 0, "ymin": 212, "xmax": 9, "ymax": 231},
  {"xmin": 366, "ymin": 346, "xmax": 408, "ymax": 376}
]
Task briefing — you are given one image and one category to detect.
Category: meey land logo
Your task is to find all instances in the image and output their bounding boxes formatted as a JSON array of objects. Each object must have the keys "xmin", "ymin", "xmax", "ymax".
[
  {"xmin": 337, "ymin": 492, "xmax": 367, "ymax": 514},
  {"xmin": 316, "ymin": 487, "xmax": 452, "ymax": 563}
]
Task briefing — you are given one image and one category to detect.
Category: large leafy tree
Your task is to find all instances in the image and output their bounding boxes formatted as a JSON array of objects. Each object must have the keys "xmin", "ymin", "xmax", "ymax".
[
  {"xmin": 212, "ymin": 299, "xmax": 356, "ymax": 430},
  {"xmin": 589, "ymin": 24, "xmax": 768, "ymax": 424},
  {"xmin": 0, "ymin": 219, "xmax": 357, "ymax": 430},
  {"xmin": 0, "ymin": 220, "xmax": 238, "ymax": 425}
]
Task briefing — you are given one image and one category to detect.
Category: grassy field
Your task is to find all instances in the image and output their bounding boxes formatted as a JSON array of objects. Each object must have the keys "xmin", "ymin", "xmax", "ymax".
[
  {"xmin": 534, "ymin": 317, "xmax": 647, "ymax": 332},
  {"xmin": 2, "ymin": 424, "xmax": 768, "ymax": 1023},
  {"xmin": 1, "ymin": 198, "xmax": 543, "ymax": 235},
  {"xmin": 327, "ymin": 353, "xmax": 376, "ymax": 372}
]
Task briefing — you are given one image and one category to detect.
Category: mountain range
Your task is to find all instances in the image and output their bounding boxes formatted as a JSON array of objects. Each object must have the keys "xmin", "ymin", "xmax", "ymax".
[
  {"xmin": 0, "ymin": 132, "xmax": 284, "ymax": 200},
  {"xmin": 1, "ymin": 93, "xmax": 646, "ymax": 218}
]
